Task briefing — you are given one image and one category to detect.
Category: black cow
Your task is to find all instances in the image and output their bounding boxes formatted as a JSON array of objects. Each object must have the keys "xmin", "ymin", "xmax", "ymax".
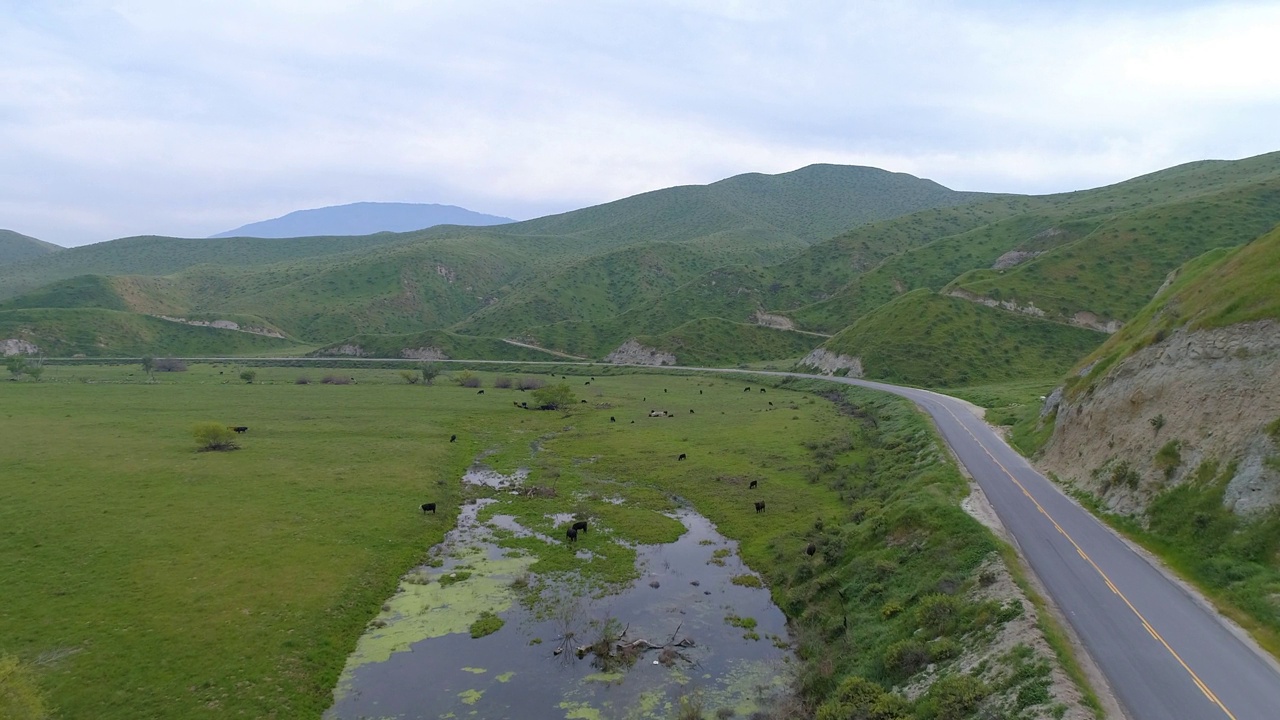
[
  {"xmin": 610, "ymin": 416, "xmax": 616, "ymax": 422},
  {"xmin": 744, "ymin": 387, "xmax": 751, "ymax": 392},
  {"xmin": 521, "ymin": 402, "xmax": 528, "ymax": 408},
  {"xmin": 228, "ymin": 426, "xmax": 249, "ymax": 433},
  {"xmin": 580, "ymin": 399, "xmax": 588, "ymax": 403},
  {"xmin": 754, "ymin": 501, "xmax": 766, "ymax": 513},
  {"xmin": 572, "ymin": 520, "xmax": 589, "ymax": 533},
  {"xmin": 450, "ymin": 434, "xmax": 457, "ymax": 443},
  {"xmin": 699, "ymin": 390, "xmax": 702, "ymax": 394},
  {"xmin": 584, "ymin": 381, "xmax": 590, "ymax": 385},
  {"xmin": 590, "ymin": 377, "xmax": 595, "ymax": 381},
  {"xmin": 805, "ymin": 542, "xmax": 816, "ymax": 556},
  {"xmin": 760, "ymin": 388, "xmax": 766, "ymax": 393},
  {"xmin": 689, "ymin": 409, "xmax": 695, "ymax": 414},
  {"xmin": 749, "ymin": 480, "xmax": 758, "ymax": 489},
  {"xmin": 768, "ymin": 401, "xmax": 773, "ymax": 406},
  {"xmin": 421, "ymin": 503, "xmax": 437, "ymax": 514},
  {"xmin": 678, "ymin": 453, "xmax": 687, "ymax": 461},
  {"xmin": 566, "ymin": 527, "xmax": 579, "ymax": 543},
  {"xmin": 664, "ymin": 388, "xmax": 668, "ymax": 393}
]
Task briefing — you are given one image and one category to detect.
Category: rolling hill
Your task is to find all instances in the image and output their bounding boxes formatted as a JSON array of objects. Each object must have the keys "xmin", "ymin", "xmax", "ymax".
[
  {"xmin": 0, "ymin": 229, "xmax": 62, "ymax": 266},
  {"xmin": 3, "ymin": 153, "xmax": 1279, "ymax": 390},
  {"xmin": 211, "ymin": 201, "xmax": 514, "ymax": 238}
]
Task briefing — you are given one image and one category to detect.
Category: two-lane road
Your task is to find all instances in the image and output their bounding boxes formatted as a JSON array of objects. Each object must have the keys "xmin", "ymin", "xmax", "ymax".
[{"xmin": 817, "ymin": 376, "xmax": 1280, "ymax": 720}]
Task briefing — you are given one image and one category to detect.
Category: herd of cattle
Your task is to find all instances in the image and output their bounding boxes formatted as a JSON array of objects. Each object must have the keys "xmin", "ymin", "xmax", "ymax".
[{"xmin": 412, "ymin": 381, "xmax": 825, "ymax": 556}]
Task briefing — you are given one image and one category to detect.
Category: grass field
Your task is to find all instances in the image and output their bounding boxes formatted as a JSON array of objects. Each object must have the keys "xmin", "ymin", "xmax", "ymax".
[{"xmin": 1, "ymin": 364, "xmax": 1087, "ymax": 719}]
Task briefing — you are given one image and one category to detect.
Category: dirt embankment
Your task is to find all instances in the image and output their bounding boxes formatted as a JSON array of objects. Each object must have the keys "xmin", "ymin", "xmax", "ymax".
[{"xmin": 1039, "ymin": 320, "xmax": 1280, "ymax": 514}]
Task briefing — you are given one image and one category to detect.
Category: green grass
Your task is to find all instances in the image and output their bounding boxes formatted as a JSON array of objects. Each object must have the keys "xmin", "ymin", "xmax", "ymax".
[
  {"xmin": 632, "ymin": 317, "xmax": 819, "ymax": 366},
  {"xmin": 819, "ymin": 290, "xmax": 1105, "ymax": 387},
  {"xmin": 0, "ymin": 365, "xmax": 1091, "ymax": 719},
  {"xmin": 0, "ymin": 308, "xmax": 301, "ymax": 357},
  {"xmin": 0, "ymin": 229, "xmax": 61, "ymax": 266}
]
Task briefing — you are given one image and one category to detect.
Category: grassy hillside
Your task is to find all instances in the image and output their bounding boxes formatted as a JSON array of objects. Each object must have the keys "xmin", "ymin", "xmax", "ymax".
[
  {"xmin": 0, "ymin": 229, "xmax": 61, "ymax": 266},
  {"xmin": 0, "ymin": 308, "xmax": 299, "ymax": 357},
  {"xmin": 818, "ymin": 289, "xmax": 1106, "ymax": 387},
  {"xmin": 313, "ymin": 329, "xmax": 570, "ymax": 362},
  {"xmin": 631, "ymin": 317, "xmax": 820, "ymax": 366},
  {"xmin": 1064, "ymin": 224, "xmax": 1280, "ymax": 396}
]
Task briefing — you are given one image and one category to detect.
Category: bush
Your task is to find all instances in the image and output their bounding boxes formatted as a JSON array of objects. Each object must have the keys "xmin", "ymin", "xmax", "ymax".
[
  {"xmin": 925, "ymin": 674, "xmax": 989, "ymax": 720},
  {"xmin": 469, "ymin": 611, "xmax": 504, "ymax": 638},
  {"xmin": 239, "ymin": 370, "xmax": 256, "ymax": 384},
  {"xmin": 492, "ymin": 376, "xmax": 512, "ymax": 389},
  {"xmin": 516, "ymin": 376, "xmax": 545, "ymax": 390},
  {"xmin": 531, "ymin": 383, "xmax": 575, "ymax": 410},
  {"xmin": 192, "ymin": 422, "xmax": 238, "ymax": 452},
  {"xmin": 295, "ymin": 375, "xmax": 311, "ymax": 385},
  {"xmin": 1154, "ymin": 440, "xmax": 1182, "ymax": 479},
  {"xmin": 454, "ymin": 370, "xmax": 481, "ymax": 388},
  {"xmin": 420, "ymin": 364, "xmax": 440, "ymax": 385},
  {"xmin": 398, "ymin": 370, "xmax": 420, "ymax": 385},
  {"xmin": 916, "ymin": 593, "xmax": 961, "ymax": 635},
  {"xmin": 882, "ymin": 638, "xmax": 928, "ymax": 677},
  {"xmin": 0, "ymin": 654, "xmax": 50, "ymax": 720},
  {"xmin": 321, "ymin": 375, "xmax": 352, "ymax": 385}
]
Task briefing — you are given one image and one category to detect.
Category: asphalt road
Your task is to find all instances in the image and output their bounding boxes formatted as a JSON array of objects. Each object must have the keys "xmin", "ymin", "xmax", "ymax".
[{"xmin": 812, "ymin": 375, "xmax": 1280, "ymax": 720}]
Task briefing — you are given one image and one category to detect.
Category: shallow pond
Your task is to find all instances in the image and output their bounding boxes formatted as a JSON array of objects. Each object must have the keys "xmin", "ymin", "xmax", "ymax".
[{"xmin": 326, "ymin": 477, "xmax": 794, "ymax": 720}]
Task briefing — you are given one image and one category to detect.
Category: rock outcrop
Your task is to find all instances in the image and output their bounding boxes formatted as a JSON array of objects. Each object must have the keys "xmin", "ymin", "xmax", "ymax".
[
  {"xmin": 604, "ymin": 340, "xmax": 676, "ymax": 366},
  {"xmin": 153, "ymin": 315, "xmax": 286, "ymax": 339},
  {"xmin": 752, "ymin": 310, "xmax": 795, "ymax": 331},
  {"xmin": 400, "ymin": 346, "xmax": 449, "ymax": 360},
  {"xmin": 1039, "ymin": 320, "xmax": 1280, "ymax": 514},
  {"xmin": 798, "ymin": 348, "xmax": 863, "ymax": 376},
  {"xmin": 1, "ymin": 338, "xmax": 40, "ymax": 356}
]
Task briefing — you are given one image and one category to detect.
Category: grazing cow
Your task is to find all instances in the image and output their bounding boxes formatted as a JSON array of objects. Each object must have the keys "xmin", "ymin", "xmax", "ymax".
[
  {"xmin": 421, "ymin": 502, "xmax": 437, "ymax": 514},
  {"xmin": 521, "ymin": 402, "xmax": 528, "ymax": 408},
  {"xmin": 450, "ymin": 434, "xmax": 457, "ymax": 443},
  {"xmin": 689, "ymin": 409, "xmax": 694, "ymax": 414},
  {"xmin": 228, "ymin": 426, "xmax": 249, "ymax": 433},
  {"xmin": 572, "ymin": 520, "xmax": 589, "ymax": 533},
  {"xmin": 768, "ymin": 401, "xmax": 773, "ymax": 406},
  {"xmin": 806, "ymin": 542, "xmax": 816, "ymax": 556},
  {"xmin": 699, "ymin": 390, "xmax": 703, "ymax": 394},
  {"xmin": 678, "ymin": 453, "xmax": 687, "ymax": 461},
  {"xmin": 760, "ymin": 388, "xmax": 766, "ymax": 393},
  {"xmin": 566, "ymin": 527, "xmax": 579, "ymax": 543},
  {"xmin": 477, "ymin": 389, "xmax": 484, "ymax": 394},
  {"xmin": 581, "ymin": 399, "xmax": 588, "ymax": 403},
  {"xmin": 584, "ymin": 381, "xmax": 590, "ymax": 385},
  {"xmin": 591, "ymin": 377, "xmax": 595, "ymax": 381},
  {"xmin": 754, "ymin": 501, "xmax": 766, "ymax": 513},
  {"xmin": 749, "ymin": 480, "xmax": 758, "ymax": 489},
  {"xmin": 631, "ymin": 420, "xmax": 635, "ymax": 424},
  {"xmin": 664, "ymin": 388, "xmax": 668, "ymax": 393},
  {"xmin": 744, "ymin": 387, "xmax": 751, "ymax": 392}
]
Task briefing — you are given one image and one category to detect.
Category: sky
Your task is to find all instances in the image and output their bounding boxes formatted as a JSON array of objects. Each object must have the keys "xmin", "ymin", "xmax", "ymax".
[{"xmin": 3, "ymin": 1, "xmax": 1279, "ymax": 247}]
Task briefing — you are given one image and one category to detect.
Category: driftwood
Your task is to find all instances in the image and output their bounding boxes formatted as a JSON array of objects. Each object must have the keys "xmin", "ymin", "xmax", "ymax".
[{"xmin": 568, "ymin": 621, "xmax": 696, "ymax": 667}]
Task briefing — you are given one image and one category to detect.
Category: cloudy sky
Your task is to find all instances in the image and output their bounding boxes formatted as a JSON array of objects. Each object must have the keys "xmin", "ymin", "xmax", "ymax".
[{"xmin": 3, "ymin": 1, "xmax": 1279, "ymax": 247}]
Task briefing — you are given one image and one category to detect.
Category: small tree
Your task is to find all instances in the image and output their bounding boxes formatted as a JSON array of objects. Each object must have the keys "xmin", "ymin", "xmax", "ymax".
[
  {"xmin": 192, "ymin": 422, "xmax": 238, "ymax": 451},
  {"xmin": 420, "ymin": 364, "xmax": 440, "ymax": 386},
  {"xmin": 454, "ymin": 370, "xmax": 481, "ymax": 388},
  {"xmin": 531, "ymin": 383, "xmax": 575, "ymax": 410},
  {"xmin": 1149, "ymin": 413, "xmax": 1166, "ymax": 435},
  {"xmin": 4, "ymin": 356, "xmax": 28, "ymax": 380},
  {"xmin": 240, "ymin": 370, "xmax": 256, "ymax": 384},
  {"xmin": 398, "ymin": 370, "xmax": 420, "ymax": 384},
  {"xmin": 141, "ymin": 356, "xmax": 155, "ymax": 382}
]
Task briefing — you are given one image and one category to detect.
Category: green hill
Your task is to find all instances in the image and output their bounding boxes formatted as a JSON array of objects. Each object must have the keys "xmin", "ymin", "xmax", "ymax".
[
  {"xmin": 0, "ymin": 229, "xmax": 61, "ymax": 266},
  {"xmin": 0, "ymin": 308, "xmax": 298, "ymax": 357},
  {"xmin": 311, "ymin": 329, "xmax": 572, "ymax": 362},
  {"xmin": 633, "ymin": 317, "xmax": 820, "ymax": 367},
  {"xmin": 816, "ymin": 289, "xmax": 1106, "ymax": 387}
]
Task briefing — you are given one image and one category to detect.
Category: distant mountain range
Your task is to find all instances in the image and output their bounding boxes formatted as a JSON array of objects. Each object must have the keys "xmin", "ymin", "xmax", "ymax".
[
  {"xmin": 0, "ymin": 229, "xmax": 62, "ymax": 266},
  {"xmin": 3, "ymin": 155, "xmax": 1280, "ymax": 388},
  {"xmin": 210, "ymin": 202, "xmax": 515, "ymax": 238}
]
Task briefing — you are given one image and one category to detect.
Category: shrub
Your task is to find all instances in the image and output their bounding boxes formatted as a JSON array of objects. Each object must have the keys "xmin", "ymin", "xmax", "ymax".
[
  {"xmin": 454, "ymin": 370, "xmax": 481, "ymax": 387},
  {"xmin": 398, "ymin": 370, "xmax": 420, "ymax": 384},
  {"xmin": 1149, "ymin": 413, "xmax": 1166, "ymax": 434},
  {"xmin": 192, "ymin": 422, "xmax": 238, "ymax": 452},
  {"xmin": 492, "ymin": 376, "xmax": 512, "ymax": 389},
  {"xmin": 516, "ymin": 376, "xmax": 545, "ymax": 390},
  {"xmin": 925, "ymin": 674, "xmax": 989, "ymax": 720},
  {"xmin": 0, "ymin": 654, "xmax": 50, "ymax": 720},
  {"xmin": 882, "ymin": 638, "xmax": 928, "ymax": 677},
  {"xmin": 295, "ymin": 375, "xmax": 311, "ymax": 385},
  {"xmin": 1154, "ymin": 440, "xmax": 1182, "ymax": 479},
  {"xmin": 916, "ymin": 593, "xmax": 961, "ymax": 635},
  {"xmin": 239, "ymin": 370, "xmax": 256, "ymax": 384},
  {"xmin": 321, "ymin": 375, "xmax": 352, "ymax": 385},
  {"xmin": 531, "ymin": 383, "xmax": 575, "ymax": 410},
  {"xmin": 420, "ymin": 364, "xmax": 440, "ymax": 385}
]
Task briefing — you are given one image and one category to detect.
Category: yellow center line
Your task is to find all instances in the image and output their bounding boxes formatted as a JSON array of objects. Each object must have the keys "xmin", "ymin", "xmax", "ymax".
[{"xmin": 936, "ymin": 403, "xmax": 1238, "ymax": 720}]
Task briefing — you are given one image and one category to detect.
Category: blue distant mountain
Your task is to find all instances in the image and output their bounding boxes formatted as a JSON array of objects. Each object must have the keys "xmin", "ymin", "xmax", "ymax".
[{"xmin": 210, "ymin": 202, "xmax": 515, "ymax": 238}]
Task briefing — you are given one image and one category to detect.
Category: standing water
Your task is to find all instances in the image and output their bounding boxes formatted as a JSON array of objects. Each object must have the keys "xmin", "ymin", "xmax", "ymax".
[{"xmin": 326, "ymin": 475, "xmax": 794, "ymax": 719}]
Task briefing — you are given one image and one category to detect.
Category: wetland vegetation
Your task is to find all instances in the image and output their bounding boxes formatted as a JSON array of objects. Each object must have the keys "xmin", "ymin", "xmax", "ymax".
[{"xmin": 1, "ymin": 362, "xmax": 1090, "ymax": 719}]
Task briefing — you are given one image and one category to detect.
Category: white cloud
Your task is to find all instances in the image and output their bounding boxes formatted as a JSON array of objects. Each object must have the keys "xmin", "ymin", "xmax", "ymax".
[{"xmin": 1, "ymin": 1, "xmax": 1278, "ymax": 246}]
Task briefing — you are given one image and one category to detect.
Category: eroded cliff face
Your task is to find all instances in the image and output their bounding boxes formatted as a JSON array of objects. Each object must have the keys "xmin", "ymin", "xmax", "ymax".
[
  {"xmin": 604, "ymin": 339, "xmax": 676, "ymax": 366},
  {"xmin": 1039, "ymin": 320, "xmax": 1280, "ymax": 515}
]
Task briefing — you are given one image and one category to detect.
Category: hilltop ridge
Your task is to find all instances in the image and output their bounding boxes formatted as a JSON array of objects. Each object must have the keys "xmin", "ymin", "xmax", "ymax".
[{"xmin": 211, "ymin": 201, "xmax": 514, "ymax": 238}]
